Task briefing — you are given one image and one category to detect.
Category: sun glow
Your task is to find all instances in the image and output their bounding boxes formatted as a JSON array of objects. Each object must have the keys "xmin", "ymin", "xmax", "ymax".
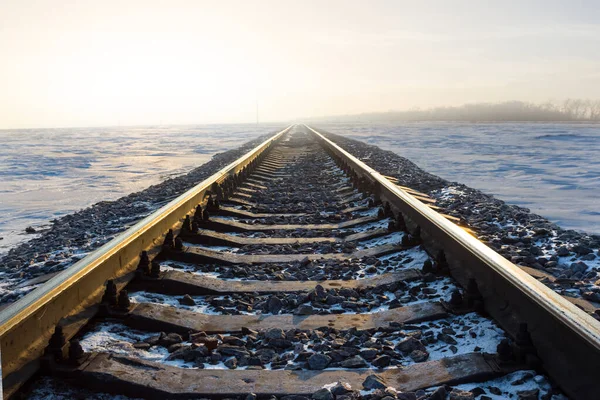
[{"xmin": 1, "ymin": 0, "xmax": 599, "ymax": 128}]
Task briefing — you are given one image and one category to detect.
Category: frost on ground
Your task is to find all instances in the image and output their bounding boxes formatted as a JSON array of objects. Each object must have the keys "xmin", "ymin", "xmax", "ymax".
[
  {"xmin": 24, "ymin": 371, "xmax": 563, "ymax": 400},
  {"xmin": 354, "ymin": 232, "xmax": 405, "ymax": 251},
  {"xmin": 319, "ymin": 123, "xmax": 600, "ymax": 234},
  {"xmin": 155, "ymin": 244, "xmax": 432, "ymax": 283},
  {"xmin": 319, "ymin": 370, "xmax": 563, "ymax": 400},
  {"xmin": 319, "ymin": 128, "xmax": 600, "ymax": 317},
  {"xmin": 129, "ymin": 239, "xmax": 453, "ymax": 318},
  {"xmin": 185, "ymin": 229, "xmax": 405, "ymax": 256},
  {"xmin": 340, "ymin": 218, "xmax": 392, "ymax": 234},
  {"xmin": 128, "ymin": 275, "xmax": 456, "ymax": 316},
  {"xmin": 76, "ymin": 312, "xmax": 504, "ymax": 372},
  {"xmin": 79, "ymin": 322, "xmax": 175, "ymax": 365},
  {"xmin": 0, "ymin": 132, "xmax": 276, "ymax": 305},
  {"xmin": 442, "ymin": 369, "xmax": 565, "ymax": 400},
  {"xmin": 433, "ymin": 184, "xmax": 600, "ymax": 307}
]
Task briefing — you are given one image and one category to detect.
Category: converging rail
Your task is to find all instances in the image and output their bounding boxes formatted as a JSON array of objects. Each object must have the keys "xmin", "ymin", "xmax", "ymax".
[
  {"xmin": 0, "ymin": 127, "xmax": 291, "ymax": 397},
  {"xmin": 0, "ymin": 124, "xmax": 598, "ymax": 399},
  {"xmin": 306, "ymin": 125, "xmax": 600, "ymax": 399}
]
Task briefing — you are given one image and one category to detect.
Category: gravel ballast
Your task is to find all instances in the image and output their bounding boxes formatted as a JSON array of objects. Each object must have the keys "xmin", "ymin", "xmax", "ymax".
[
  {"xmin": 316, "ymin": 128, "xmax": 600, "ymax": 317},
  {"xmin": 14, "ymin": 126, "xmax": 573, "ymax": 400},
  {"xmin": 1, "ymin": 126, "xmax": 598, "ymax": 314}
]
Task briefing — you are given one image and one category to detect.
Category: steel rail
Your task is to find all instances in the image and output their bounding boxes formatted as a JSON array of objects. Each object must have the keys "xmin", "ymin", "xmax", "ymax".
[
  {"xmin": 0, "ymin": 125, "xmax": 292, "ymax": 398},
  {"xmin": 306, "ymin": 124, "xmax": 600, "ymax": 400}
]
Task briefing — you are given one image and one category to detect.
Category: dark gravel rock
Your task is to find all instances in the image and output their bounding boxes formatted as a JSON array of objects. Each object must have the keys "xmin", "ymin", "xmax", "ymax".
[
  {"xmin": 93, "ymin": 315, "xmax": 496, "ymax": 374},
  {"xmin": 308, "ymin": 353, "xmax": 331, "ymax": 370},
  {"xmin": 339, "ymin": 355, "xmax": 368, "ymax": 368},
  {"xmin": 179, "ymin": 294, "xmax": 196, "ymax": 306},
  {"xmin": 330, "ymin": 382, "xmax": 353, "ymax": 395},
  {"xmin": 517, "ymin": 389, "xmax": 540, "ymax": 400},
  {"xmin": 267, "ymin": 296, "xmax": 284, "ymax": 314},
  {"xmin": 371, "ymin": 354, "xmax": 391, "ymax": 368},
  {"xmin": 362, "ymin": 374, "xmax": 387, "ymax": 390},
  {"xmin": 217, "ymin": 344, "xmax": 250, "ymax": 358},
  {"xmin": 395, "ymin": 337, "xmax": 423, "ymax": 353},
  {"xmin": 428, "ymin": 386, "xmax": 447, "ymax": 400},
  {"xmin": 265, "ymin": 328, "xmax": 285, "ymax": 340},
  {"xmin": 312, "ymin": 388, "xmax": 334, "ymax": 400},
  {"xmin": 409, "ymin": 349, "xmax": 429, "ymax": 362},
  {"xmin": 224, "ymin": 357, "xmax": 238, "ymax": 369},
  {"xmin": 158, "ymin": 332, "xmax": 183, "ymax": 347}
]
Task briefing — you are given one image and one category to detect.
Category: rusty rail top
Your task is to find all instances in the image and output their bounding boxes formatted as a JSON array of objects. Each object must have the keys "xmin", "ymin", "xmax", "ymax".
[
  {"xmin": 306, "ymin": 124, "xmax": 600, "ymax": 350},
  {"xmin": 0, "ymin": 126, "xmax": 291, "ymax": 394}
]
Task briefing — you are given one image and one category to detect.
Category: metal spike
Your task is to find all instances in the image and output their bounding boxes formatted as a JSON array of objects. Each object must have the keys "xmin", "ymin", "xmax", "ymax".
[
  {"xmin": 118, "ymin": 290, "xmax": 131, "ymax": 311},
  {"xmin": 69, "ymin": 339, "xmax": 85, "ymax": 363},
  {"xmin": 137, "ymin": 251, "xmax": 150, "ymax": 276},
  {"xmin": 163, "ymin": 229, "xmax": 175, "ymax": 250},
  {"xmin": 101, "ymin": 280, "xmax": 118, "ymax": 305},
  {"xmin": 150, "ymin": 261, "xmax": 161, "ymax": 278}
]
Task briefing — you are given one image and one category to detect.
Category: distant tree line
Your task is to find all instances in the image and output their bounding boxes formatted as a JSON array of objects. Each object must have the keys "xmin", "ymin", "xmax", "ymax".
[{"xmin": 314, "ymin": 100, "xmax": 600, "ymax": 122}]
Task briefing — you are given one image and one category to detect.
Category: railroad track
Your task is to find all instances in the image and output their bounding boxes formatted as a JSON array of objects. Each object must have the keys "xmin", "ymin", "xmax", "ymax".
[{"xmin": 1, "ymin": 125, "xmax": 599, "ymax": 399}]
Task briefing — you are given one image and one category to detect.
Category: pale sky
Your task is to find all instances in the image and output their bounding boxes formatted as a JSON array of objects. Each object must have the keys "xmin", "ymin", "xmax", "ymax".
[{"xmin": 1, "ymin": 0, "xmax": 599, "ymax": 128}]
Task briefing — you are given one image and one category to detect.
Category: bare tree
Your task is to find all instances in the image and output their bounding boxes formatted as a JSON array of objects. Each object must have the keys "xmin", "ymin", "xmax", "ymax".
[
  {"xmin": 316, "ymin": 99, "xmax": 600, "ymax": 122},
  {"xmin": 590, "ymin": 100, "xmax": 600, "ymax": 120}
]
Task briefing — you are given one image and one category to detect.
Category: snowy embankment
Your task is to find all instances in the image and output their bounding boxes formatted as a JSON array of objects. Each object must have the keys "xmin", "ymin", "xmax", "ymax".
[
  {"xmin": 0, "ymin": 132, "xmax": 276, "ymax": 305},
  {"xmin": 320, "ymin": 129, "xmax": 600, "ymax": 317}
]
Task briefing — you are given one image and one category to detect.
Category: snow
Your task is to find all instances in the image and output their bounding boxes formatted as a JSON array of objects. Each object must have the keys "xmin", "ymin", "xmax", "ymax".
[
  {"xmin": 355, "ymin": 231, "xmax": 405, "ymax": 250},
  {"xmin": 158, "ymin": 260, "xmax": 197, "ymax": 272},
  {"xmin": 436, "ymin": 186, "xmax": 469, "ymax": 201},
  {"xmin": 351, "ymin": 207, "xmax": 381, "ymax": 218},
  {"xmin": 129, "ymin": 291, "xmax": 214, "ymax": 314},
  {"xmin": 376, "ymin": 247, "xmax": 431, "ymax": 269},
  {"xmin": 320, "ymin": 122, "xmax": 600, "ymax": 234},
  {"xmin": 416, "ymin": 313, "xmax": 505, "ymax": 359},
  {"xmin": 0, "ymin": 124, "xmax": 277, "ymax": 254},
  {"xmin": 79, "ymin": 322, "xmax": 178, "ymax": 366},
  {"xmin": 340, "ymin": 218, "xmax": 391, "ymax": 234},
  {"xmin": 450, "ymin": 370, "xmax": 561, "ymax": 399},
  {"xmin": 0, "ymin": 280, "xmax": 39, "ymax": 298},
  {"xmin": 183, "ymin": 242, "xmax": 239, "ymax": 253}
]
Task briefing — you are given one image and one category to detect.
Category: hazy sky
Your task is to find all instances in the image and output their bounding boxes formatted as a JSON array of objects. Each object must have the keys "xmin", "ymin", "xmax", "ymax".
[{"xmin": 1, "ymin": 0, "xmax": 599, "ymax": 128}]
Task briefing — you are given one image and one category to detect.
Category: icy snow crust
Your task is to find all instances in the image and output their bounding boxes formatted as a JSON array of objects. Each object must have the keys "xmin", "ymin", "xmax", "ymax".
[
  {"xmin": 153, "ymin": 243, "xmax": 430, "ymax": 284},
  {"xmin": 319, "ymin": 122, "xmax": 600, "ymax": 233},
  {"xmin": 128, "ymin": 275, "xmax": 456, "ymax": 316},
  {"xmin": 0, "ymin": 125, "xmax": 276, "ymax": 253},
  {"xmin": 317, "ymin": 128, "xmax": 600, "ymax": 315},
  {"xmin": 183, "ymin": 219, "xmax": 403, "ymax": 256},
  {"xmin": 77, "ymin": 312, "xmax": 505, "ymax": 371},
  {"xmin": 0, "ymin": 130, "xmax": 278, "ymax": 304},
  {"xmin": 128, "ymin": 240, "xmax": 451, "ymax": 316}
]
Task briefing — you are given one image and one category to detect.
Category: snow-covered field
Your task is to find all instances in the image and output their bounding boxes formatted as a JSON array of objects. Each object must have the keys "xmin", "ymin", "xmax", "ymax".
[
  {"xmin": 1, "ymin": 122, "xmax": 598, "ymax": 256},
  {"xmin": 0, "ymin": 124, "xmax": 280, "ymax": 253},
  {"xmin": 317, "ymin": 122, "xmax": 600, "ymax": 234}
]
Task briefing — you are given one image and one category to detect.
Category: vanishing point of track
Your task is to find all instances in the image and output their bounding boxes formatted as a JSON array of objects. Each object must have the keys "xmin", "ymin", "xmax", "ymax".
[{"xmin": 0, "ymin": 125, "xmax": 599, "ymax": 399}]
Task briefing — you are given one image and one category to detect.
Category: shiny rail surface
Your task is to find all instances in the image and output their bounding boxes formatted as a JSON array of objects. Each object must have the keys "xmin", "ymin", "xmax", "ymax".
[
  {"xmin": 1, "ymin": 124, "xmax": 598, "ymax": 399},
  {"xmin": 0, "ymin": 126, "xmax": 292, "ymax": 398},
  {"xmin": 307, "ymin": 124, "xmax": 600, "ymax": 399}
]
